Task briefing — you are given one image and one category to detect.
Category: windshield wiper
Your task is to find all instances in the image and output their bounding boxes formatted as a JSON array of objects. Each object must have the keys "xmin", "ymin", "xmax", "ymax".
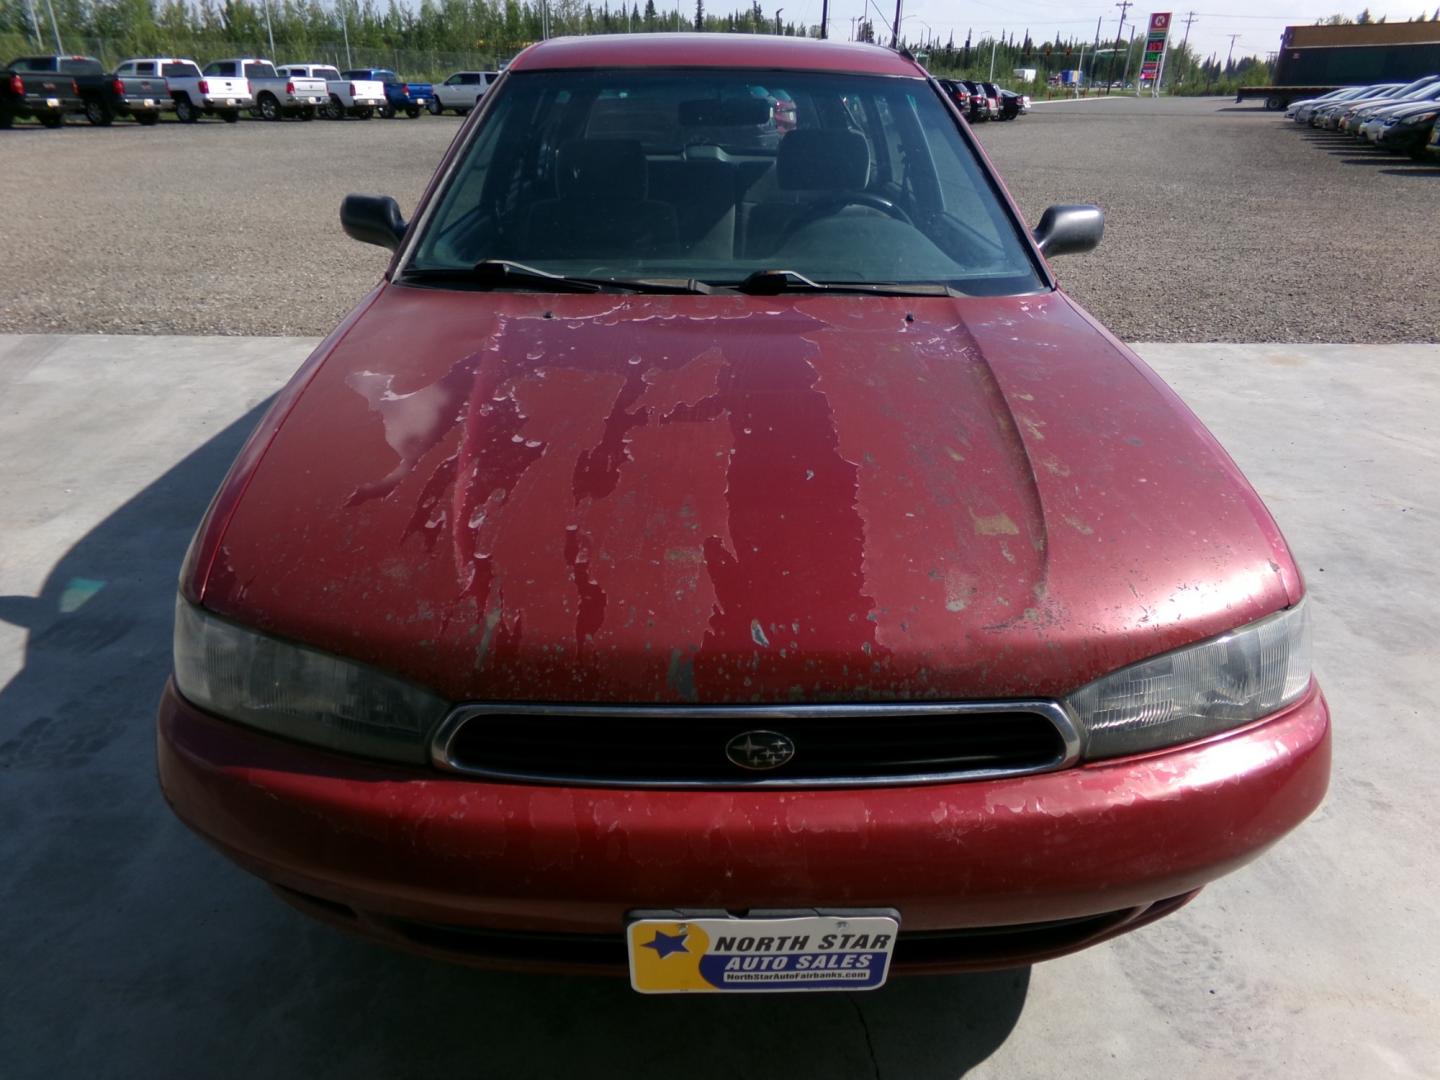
[
  {"xmin": 731, "ymin": 269, "xmax": 961, "ymax": 297},
  {"xmin": 402, "ymin": 260, "xmax": 715, "ymax": 295}
]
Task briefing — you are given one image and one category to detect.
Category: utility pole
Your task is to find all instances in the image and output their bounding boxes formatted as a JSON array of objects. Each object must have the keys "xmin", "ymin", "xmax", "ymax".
[
  {"xmin": 820, "ymin": 0, "xmax": 828, "ymax": 38},
  {"xmin": 339, "ymin": 0, "xmax": 352, "ymax": 68},
  {"xmin": 1106, "ymin": 0, "xmax": 1132, "ymax": 93},
  {"xmin": 23, "ymin": 0, "xmax": 42, "ymax": 49},
  {"xmin": 262, "ymin": 0, "xmax": 276, "ymax": 58},
  {"xmin": 1122, "ymin": 23, "xmax": 1135, "ymax": 87},
  {"xmin": 1089, "ymin": 15, "xmax": 1102, "ymax": 93},
  {"xmin": 1225, "ymin": 33, "xmax": 1240, "ymax": 74},
  {"xmin": 1168, "ymin": 11, "xmax": 1196, "ymax": 90},
  {"xmin": 989, "ymin": 35, "xmax": 998, "ymax": 79},
  {"xmin": 775, "ymin": 6, "xmax": 782, "ymax": 33},
  {"xmin": 890, "ymin": 0, "xmax": 902, "ymax": 47},
  {"xmin": 42, "ymin": 0, "xmax": 62, "ymax": 51}
]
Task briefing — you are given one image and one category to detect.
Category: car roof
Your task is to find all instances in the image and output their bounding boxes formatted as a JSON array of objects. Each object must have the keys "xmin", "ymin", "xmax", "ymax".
[{"xmin": 508, "ymin": 33, "xmax": 923, "ymax": 77}]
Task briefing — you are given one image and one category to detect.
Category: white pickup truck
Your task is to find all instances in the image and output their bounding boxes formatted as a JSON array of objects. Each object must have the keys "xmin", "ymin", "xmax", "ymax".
[
  {"xmin": 205, "ymin": 58, "xmax": 327, "ymax": 121},
  {"xmin": 121, "ymin": 56, "xmax": 251, "ymax": 122},
  {"xmin": 277, "ymin": 64, "xmax": 385, "ymax": 120},
  {"xmin": 429, "ymin": 71, "xmax": 500, "ymax": 115}
]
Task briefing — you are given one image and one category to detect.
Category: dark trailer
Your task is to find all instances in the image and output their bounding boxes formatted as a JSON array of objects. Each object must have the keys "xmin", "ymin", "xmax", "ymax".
[{"xmin": 1238, "ymin": 22, "xmax": 1440, "ymax": 109}]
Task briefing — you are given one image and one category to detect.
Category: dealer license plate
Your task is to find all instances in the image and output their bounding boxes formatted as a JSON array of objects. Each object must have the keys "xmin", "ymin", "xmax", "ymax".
[
  {"xmin": 225, "ymin": 97, "xmax": 236, "ymax": 105},
  {"xmin": 627, "ymin": 911, "xmax": 899, "ymax": 994},
  {"xmin": 143, "ymin": 98, "xmax": 154, "ymax": 107},
  {"xmin": 46, "ymin": 97, "xmax": 60, "ymax": 108}
]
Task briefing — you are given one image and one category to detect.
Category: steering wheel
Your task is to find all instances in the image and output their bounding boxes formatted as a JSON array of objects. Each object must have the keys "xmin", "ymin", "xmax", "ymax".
[{"xmin": 783, "ymin": 193, "xmax": 914, "ymax": 240}]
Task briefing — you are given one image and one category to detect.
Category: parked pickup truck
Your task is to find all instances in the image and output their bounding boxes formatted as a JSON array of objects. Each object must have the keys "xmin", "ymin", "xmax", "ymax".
[
  {"xmin": 206, "ymin": 58, "xmax": 327, "ymax": 120},
  {"xmin": 125, "ymin": 56, "xmax": 251, "ymax": 122},
  {"xmin": 73, "ymin": 57, "xmax": 177, "ymax": 124},
  {"xmin": 1, "ymin": 56, "xmax": 82, "ymax": 127},
  {"xmin": 429, "ymin": 70, "xmax": 500, "ymax": 115},
  {"xmin": 341, "ymin": 68, "xmax": 432, "ymax": 118},
  {"xmin": 277, "ymin": 64, "xmax": 384, "ymax": 120},
  {"xmin": 4, "ymin": 55, "xmax": 173, "ymax": 127}
]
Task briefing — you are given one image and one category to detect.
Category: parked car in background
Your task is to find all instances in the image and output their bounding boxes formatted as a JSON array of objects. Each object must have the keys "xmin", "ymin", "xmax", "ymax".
[
  {"xmin": 341, "ymin": 68, "xmax": 432, "ymax": 118},
  {"xmin": 277, "ymin": 64, "xmax": 385, "ymax": 120},
  {"xmin": 203, "ymin": 58, "xmax": 327, "ymax": 120},
  {"xmin": 126, "ymin": 57, "xmax": 250, "ymax": 122},
  {"xmin": 980, "ymin": 81, "xmax": 1004, "ymax": 119},
  {"xmin": 1350, "ymin": 80, "xmax": 1440, "ymax": 139},
  {"xmin": 1, "ymin": 55, "xmax": 82, "ymax": 127},
  {"xmin": 1287, "ymin": 84, "xmax": 1364, "ymax": 121},
  {"xmin": 158, "ymin": 35, "xmax": 1329, "ymax": 990},
  {"xmin": 430, "ymin": 70, "xmax": 499, "ymax": 115},
  {"xmin": 940, "ymin": 78, "xmax": 989, "ymax": 122},
  {"xmin": 1323, "ymin": 75, "xmax": 1438, "ymax": 130},
  {"xmin": 997, "ymin": 87, "xmax": 1030, "ymax": 119},
  {"xmin": 5, "ymin": 55, "xmax": 172, "ymax": 126},
  {"xmin": 1423, "ymin": 118, "xmax": 1440, "ymax": 160},
  {"xmin": 85, "ymin": 58, "xmax": 177, "ymax": 125},
  {"xmin": 1364, "ymin": 99, "xmax": 1440, "ymax": 156}
]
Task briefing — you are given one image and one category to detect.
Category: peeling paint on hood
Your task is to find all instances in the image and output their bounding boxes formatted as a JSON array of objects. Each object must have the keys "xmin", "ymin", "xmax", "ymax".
[{"xmin": 198, "ymin": 285, "xmax": 1298, "ymax": 704}]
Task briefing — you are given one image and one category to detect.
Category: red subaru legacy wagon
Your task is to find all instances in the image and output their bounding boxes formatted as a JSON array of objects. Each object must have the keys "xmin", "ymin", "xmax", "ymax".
[{"xmin": 158, "ymin": 35, "xmax": 1328, "ymax": 993}]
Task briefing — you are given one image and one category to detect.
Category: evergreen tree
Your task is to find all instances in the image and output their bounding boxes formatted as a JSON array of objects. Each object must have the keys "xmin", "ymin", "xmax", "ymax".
[{"xmin": 693, "ymin": 0, "xmax": 703, "ymax": 30}]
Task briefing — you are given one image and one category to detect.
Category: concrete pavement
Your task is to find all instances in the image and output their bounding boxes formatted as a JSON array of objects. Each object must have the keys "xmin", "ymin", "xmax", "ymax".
[{"xmin": 1, "ymin": 335, "xmax": 1436, "ymax": 1079}]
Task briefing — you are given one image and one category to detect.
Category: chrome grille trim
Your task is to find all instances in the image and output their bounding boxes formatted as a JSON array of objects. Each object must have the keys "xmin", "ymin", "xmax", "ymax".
[{"xmin": 429, "ymin": 700, "xmax": 1083, "ymax": 789}]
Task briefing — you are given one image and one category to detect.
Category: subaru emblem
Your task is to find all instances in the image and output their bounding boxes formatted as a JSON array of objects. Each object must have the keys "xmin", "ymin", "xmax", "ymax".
[{"xmin": 725, "ymin": 730, "xmax": 796, "ymax": 771}]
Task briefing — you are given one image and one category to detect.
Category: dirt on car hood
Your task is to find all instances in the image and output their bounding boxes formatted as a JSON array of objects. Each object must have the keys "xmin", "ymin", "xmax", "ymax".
[{"xmin": 194, "ymin": 284, "xmax": 1300, "ymax": 704}]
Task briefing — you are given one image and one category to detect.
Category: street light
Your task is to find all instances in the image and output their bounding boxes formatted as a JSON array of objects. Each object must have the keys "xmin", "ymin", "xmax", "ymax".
[{"xmin": 900, "ymin": 13, "xmax": 932, "ymax": 46}]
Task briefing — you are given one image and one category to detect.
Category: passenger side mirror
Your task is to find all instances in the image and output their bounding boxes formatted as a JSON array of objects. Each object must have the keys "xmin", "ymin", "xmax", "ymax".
[
  {"xmin": 1033, "ymin": 204, "xmax": 1104, "ymax": 257},
  {"xmin": 341, "ymin": 194, "xmax": 407, "ymax": 251}
]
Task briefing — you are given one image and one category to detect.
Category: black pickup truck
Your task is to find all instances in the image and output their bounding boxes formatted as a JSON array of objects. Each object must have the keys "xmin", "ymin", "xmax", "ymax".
[
  {"xmin": 2, "ymin": 57, "xmax": 82, "ymax": 127},
  {"xmin": 3, "ymin": 55, "xmax": 174, "ymax": 126}
]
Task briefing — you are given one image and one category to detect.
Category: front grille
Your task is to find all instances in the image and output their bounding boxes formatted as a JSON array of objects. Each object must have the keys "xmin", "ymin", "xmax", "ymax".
[{"xmin": 431, "ymin": 702, "xmax": 1079, "ymax": 788}]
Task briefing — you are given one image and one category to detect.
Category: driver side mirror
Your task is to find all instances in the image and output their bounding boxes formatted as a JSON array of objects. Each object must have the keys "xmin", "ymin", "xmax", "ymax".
[
  {"xmin": 341, "ymin": 194, "xmax": 407, "ymax": 251},
  {"xmin": 1033, "ymin": 204, "xmax": 1104, "ymax": 257}
]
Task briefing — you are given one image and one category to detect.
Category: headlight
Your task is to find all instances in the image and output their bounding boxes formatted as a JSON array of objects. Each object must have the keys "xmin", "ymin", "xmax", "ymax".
[
  {"xmin": 173, "ymin": 598, "xmax": 449, "ymax": 763},
  {"xmin": 1065, "ymin": 601, "xmax": 1312, "ymax": 761}
]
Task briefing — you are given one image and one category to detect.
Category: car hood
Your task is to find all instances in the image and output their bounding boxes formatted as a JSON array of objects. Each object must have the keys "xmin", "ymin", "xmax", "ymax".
[{"xmin": 194, "ymin": 284, "xmax": 1299, "ymax": 704}]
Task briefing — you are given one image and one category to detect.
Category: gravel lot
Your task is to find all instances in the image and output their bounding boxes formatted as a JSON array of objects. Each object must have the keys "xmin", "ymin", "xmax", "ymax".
[{"xmin": 1, "ymin": 97, "xmax": 1436, "ymax": 341}]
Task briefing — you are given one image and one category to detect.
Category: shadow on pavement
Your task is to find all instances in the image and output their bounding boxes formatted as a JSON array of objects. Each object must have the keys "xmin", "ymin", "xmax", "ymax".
[{"xmin": 0, "ymin": 406, "xmax": 1029, "ymax": 1077}]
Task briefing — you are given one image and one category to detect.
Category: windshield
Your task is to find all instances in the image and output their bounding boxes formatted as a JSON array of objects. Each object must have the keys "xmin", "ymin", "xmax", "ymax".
[{"xmin": 408, "ymin": 68, "xmax": 1043, "ymax": 296}]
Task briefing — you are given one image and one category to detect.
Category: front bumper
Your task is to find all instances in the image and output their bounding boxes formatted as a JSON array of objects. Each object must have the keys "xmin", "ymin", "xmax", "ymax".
[
  {"xmin": 157, "ymin": 680, "xmax": 1330, "ymax": 972},
  {"xmin": 1377, "ymin": 124, "xmax": 1433, "ymax": 149}
]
